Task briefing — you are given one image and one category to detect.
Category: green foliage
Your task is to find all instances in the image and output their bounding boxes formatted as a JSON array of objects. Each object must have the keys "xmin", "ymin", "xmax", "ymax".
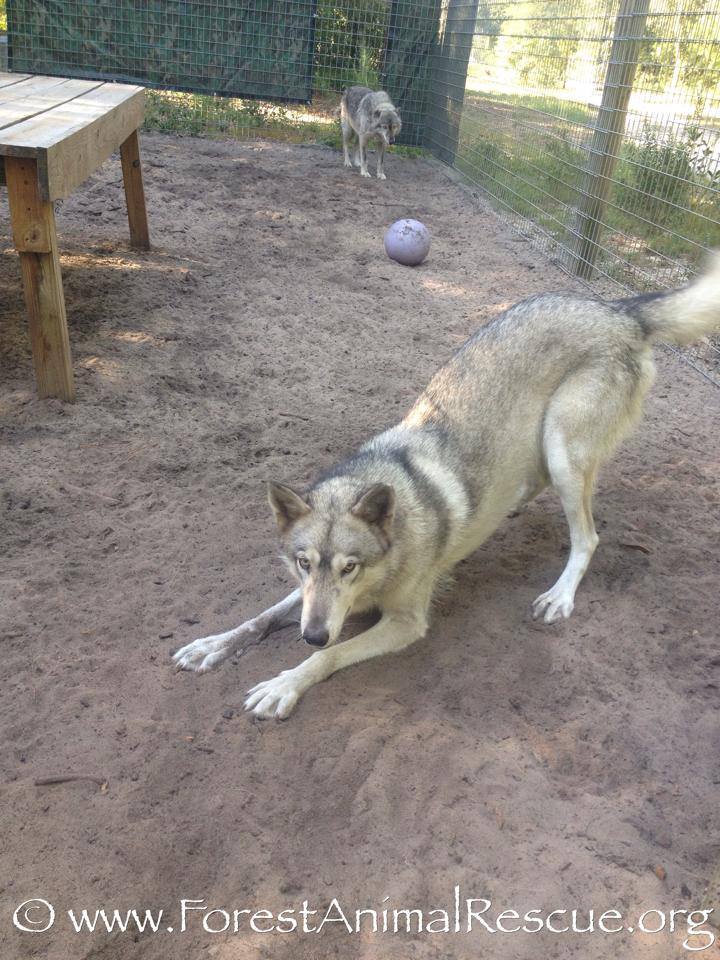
[
  {"xmin": 635, "ymin": 0, "xmax": 720, "ymax": 94},
  {"xmin": 615, "ymin": 125, "xmax": 697, "ymax": 223},
  {"xmin": 541, "ymin": 136, "xmax": 586, "ymax": 203},
  {"xmin": 144, "ymin": 90, "xmax": 278, "ymax": 136},
  {"xmin": 508, "ymin": 36, "xmax": 580, "ymax": 89},
  {"xmin": 456, "ymin": 128, "xmax": 568, "ymax": 228},
  {"xmin": 8, "ymin": 0, "xmax": 316, "ymax": 101},
  {"xmin": 465, "ymin": 84, "xmax": 596, "ymax": 128},
  {"xmin": 489, "ymin": 0, "xmax": 583, "ymax": 90},
  {"xmin": 456, "ymin": 94, "xmax": 720, "ymax": 274},
  {"xmin": 313, "ymin": 0, "xmax": 388, "ymax": 92}
]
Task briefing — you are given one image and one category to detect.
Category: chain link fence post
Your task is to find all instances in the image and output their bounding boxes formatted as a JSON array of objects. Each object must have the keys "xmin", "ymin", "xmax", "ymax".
[
  {"xmin": 425, "ymin": 0, "xmax": 480, "ymax": 165},
  {"xmin": 569, "ymin": 0, "xmax": 650, "ymax": 279}
]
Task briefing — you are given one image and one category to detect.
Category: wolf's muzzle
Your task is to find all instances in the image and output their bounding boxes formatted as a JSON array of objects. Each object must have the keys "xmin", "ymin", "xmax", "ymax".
[{"xmin": 303, "ymin": 627, "xmax": 330, "ymax": 648}]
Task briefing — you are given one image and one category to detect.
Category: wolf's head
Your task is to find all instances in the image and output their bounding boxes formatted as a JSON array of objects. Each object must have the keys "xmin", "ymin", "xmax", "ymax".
[
  {"xmin": 374, "ymin": 107, "xmax": 402, "ymax": 145},
  {"xmin": 267, "ymin": 480, "xmax": 395, "ymax": 647}
]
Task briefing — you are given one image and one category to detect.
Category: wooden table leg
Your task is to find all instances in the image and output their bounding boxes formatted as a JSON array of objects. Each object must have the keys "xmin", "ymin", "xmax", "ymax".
[
  {"xmin": 5, "ymin": 156, "xmax": 75, "ymax": 402},
  {"xmin": 120, "ymin": 129, "xmax": 150, "ymax": 250}
]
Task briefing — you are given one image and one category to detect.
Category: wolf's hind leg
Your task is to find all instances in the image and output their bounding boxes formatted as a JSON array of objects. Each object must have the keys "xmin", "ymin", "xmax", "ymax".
[
  {"xmin": 532, "ymin": 437, "xmax": 598, "ymax": 624},
  {"xmin": 376, "ymin": 142, "xmax": 386, "ymax": 179},
  {"xmin": 341, "ymin": 119, "xmax": 354, "ymax": 168},
  {"xmin": 532, "ymin": 358, "xmax": 653, "ymax": 623},
  {"xmin": 173, "ymin": 589, "xmax": 302, "ymax": 672},
  {"xmin": 358, "ymin": 135, "xmax": 370, "ymax": 177}
]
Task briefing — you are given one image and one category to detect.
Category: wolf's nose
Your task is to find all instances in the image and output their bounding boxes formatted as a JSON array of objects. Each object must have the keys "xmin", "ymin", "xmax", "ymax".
[{"xmin": 303, "ymin": 628, "xmax": 329, "ymax": 647}]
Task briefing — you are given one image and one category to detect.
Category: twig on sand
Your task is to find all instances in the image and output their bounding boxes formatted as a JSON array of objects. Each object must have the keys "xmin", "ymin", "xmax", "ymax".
[
  {"xmin": 278, "ymin": 411, "xmax": 310, "ymax": 422},
  {"xmin": 34, "ymin": 775, "xmax": 109, "ymax": 792},
  {"xmin": 619, "ymin": 541, "xmax": 652, "ymax": 555}
]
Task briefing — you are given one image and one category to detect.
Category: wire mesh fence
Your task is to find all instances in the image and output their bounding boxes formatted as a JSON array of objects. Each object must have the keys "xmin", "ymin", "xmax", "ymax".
[
  {"xmin": 3, "ymin": 0, "xmax": 440, "ymax": 144},
  {"xmin": 1, "ymin": 0, "xmax": 719, "ymax": 382},
  {"xmin": 426, "ymin": 0, "xmax": 720, "ymax": 383},
  {"xmin": 6, "ymin": 0, "xmax": 319, "ymax": 102}
]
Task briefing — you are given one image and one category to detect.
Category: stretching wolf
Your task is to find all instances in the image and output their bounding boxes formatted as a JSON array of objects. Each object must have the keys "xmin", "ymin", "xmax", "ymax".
[
  {"xmin": 174, "ymin": 257, "xmax": 720, "ymax": 718},
  {"xmin": 340, "ymin": 85, "xmax": 401, "ymax": 179}
]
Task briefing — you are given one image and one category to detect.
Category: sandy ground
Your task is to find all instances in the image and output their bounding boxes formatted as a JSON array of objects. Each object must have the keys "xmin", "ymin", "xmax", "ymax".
[{"xmin": 1, "ymin": 135, "xmax": 719, "ymax": 960}]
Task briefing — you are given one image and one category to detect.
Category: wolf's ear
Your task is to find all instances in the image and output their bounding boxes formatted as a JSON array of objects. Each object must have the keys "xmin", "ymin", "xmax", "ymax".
[
  {"xmin": 267, "ymin": 481, "xmax": 311, "ymax": 533},
  {"xmin": 351, "ymin": 483, "xmax": 395, "ymax": 543}
]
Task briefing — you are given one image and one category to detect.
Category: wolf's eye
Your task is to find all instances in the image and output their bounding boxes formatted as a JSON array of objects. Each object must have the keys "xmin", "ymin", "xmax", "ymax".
[
  {"xmin": 342, "ymin": 561, "xmax": 357, "ymax": 575},
  {"xmin": 297, "ymin": 556, "xmax": 310, "ymax": 571}
]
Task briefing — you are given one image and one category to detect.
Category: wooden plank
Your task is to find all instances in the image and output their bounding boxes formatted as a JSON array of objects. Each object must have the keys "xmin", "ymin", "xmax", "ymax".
[
  {"xmin": 0, "ymin": 76, "xmax": 73, "ymax": 106},
  {"xmin": 0, "ymin": 82, "xmax": 143, "ymax": 149},
  {"xmin": 0, "ymin": 79, "xmax": 106, "ymax": 132},
  {"xmin": 5, "ymin": 155, "xmax": 52, "ymax": 253},
  {"xmin": 0, "ymin": 72, "xmax": 31, "ymax": 88},
  {"xmin": 5, "ymin": 156, "xmax": 75, "ymax": 402},
  {"xmin": 1, "ymin": 83, "xmax": 145, "ymax": 200},
  {"xmin": 46, "ymin": 86, "xmax": 145, "ymax": 201},
  {"xmin": 120, "ymin": 130, "xmax": 150, "ymax": 250}
]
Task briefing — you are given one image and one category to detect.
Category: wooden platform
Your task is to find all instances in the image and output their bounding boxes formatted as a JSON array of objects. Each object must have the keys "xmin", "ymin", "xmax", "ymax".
[{"xmin": 1, "ymin": 73, "xmax": 150, "ymax": 401}]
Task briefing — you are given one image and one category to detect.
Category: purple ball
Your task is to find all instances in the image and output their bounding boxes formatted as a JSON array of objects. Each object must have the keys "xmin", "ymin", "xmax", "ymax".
[{"xmin": 384, "ymin": 218, "xmax": 431, "ymax": 266}]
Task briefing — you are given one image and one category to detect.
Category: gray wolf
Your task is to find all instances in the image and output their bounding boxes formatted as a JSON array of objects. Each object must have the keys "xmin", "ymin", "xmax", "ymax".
[
  {"xmin": 340, "ymin": 85, "xmax": 402, "ymax": 179},
  {"xmin": 174, "ymin": 256, "xmax": 720, "ymax": 719}
]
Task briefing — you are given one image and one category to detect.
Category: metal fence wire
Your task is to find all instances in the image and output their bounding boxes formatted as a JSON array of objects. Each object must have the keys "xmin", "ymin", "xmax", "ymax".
[
  {"xmin": 427, "ymin": 0, "xmax": 720, "ymax": 383},
  {"xmin": 7, "ymin": 0, "xmax": 319, "ymax": 102},
  {"xmin": 2, "ymin": 0, "xmax": 720, "ymax": 383},
  {"xmin": 5, "ymin": 0, "xmax": 441, "ymax": 144}
]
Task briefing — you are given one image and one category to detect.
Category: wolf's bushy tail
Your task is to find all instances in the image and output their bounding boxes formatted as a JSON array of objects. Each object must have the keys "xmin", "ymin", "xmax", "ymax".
[{"xmin": 628, "ymin": 250, "xmax": 720, "ymax": 345}]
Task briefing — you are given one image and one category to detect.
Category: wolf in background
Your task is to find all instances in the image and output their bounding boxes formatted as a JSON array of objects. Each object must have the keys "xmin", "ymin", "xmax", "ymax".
[
  {"xmin": 174, "ymin": 256, "xmax": 720, "ymax": 719},
  {"xmin": 340, "ymin": 85, "xmax": 402, "ymax": 179}
]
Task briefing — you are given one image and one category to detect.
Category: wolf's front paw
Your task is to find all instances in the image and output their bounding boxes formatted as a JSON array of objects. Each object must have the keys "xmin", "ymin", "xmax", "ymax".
[
  {"xmin": 344, "ymin": 157, "xmax": 353, "ymax": 168},
  {"xmin": 360, "ymin": 169, "xmax": 371, "ymax": 178},
  {"xmin": 244, "ymin": 670, "xmax": 308, "ymax": 719},
  {"xmin": 173, "ymin": 634, "xmax": 233, "ymax": 672},
  {"xmin": 532, "ymin": 586, "xmax": 574, "ymax": 624},
  {"xmin": 376, "ymin": 171, "xmax": 386, "ymax": 180},
  {"xmin": 173, "ymin": 622, "xmax": 257, "ymax": 673}
]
